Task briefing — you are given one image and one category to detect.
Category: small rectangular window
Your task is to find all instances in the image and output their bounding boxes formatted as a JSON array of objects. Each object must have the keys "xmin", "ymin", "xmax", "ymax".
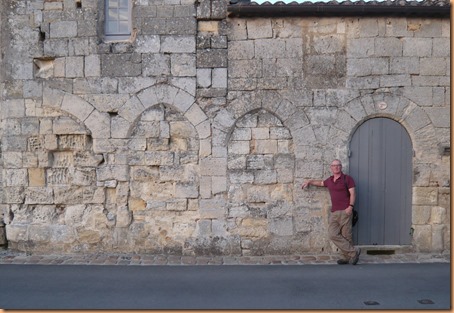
[{"xmin": 105, "ymin": 0, "xmax": 131, "ymax": 41}]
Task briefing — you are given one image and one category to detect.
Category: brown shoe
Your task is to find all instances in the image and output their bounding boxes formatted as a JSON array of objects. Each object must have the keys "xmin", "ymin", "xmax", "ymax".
[
  {"xmin": 337, "ymin": 259, "xmax": 349, "ymax": 265},
  {"xmin": 350, "ymin": 248, "xmax": 361, "ymax": 265}
]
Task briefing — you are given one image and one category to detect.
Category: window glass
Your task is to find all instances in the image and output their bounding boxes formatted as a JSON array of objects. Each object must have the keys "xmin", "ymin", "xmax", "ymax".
[
  {"xmin": 119, "ymin": 21, "xmax": 129, "ymax": 33},
  {"xmin": 105, "ymin": 0, "xmax": 131, "ymax": 40}
]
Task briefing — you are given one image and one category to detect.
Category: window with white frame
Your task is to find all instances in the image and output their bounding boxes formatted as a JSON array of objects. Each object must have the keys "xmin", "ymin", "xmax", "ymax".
[{"xmin": 105, "ymin": 0, "xmax": 131, "ymax": 41}]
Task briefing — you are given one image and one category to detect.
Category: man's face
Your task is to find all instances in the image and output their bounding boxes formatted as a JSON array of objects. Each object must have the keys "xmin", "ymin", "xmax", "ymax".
[{"xmin": 330, "ymin": 162, "xmax": 342, "ymax": 175}]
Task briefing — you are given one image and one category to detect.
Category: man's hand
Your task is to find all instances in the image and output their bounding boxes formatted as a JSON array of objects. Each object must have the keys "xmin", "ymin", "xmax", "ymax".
[
  {"xmin": 345, "ymin": 206, "xmax": 353, "ymax": 215},
  {"xmin": 302, "ymin": 180, "xmax": 322, "ymax": 189}
]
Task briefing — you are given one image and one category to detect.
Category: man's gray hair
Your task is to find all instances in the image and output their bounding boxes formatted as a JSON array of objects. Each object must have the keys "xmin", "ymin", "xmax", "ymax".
[{"xmin": 331, "ymin": 159, "xmax": 342, "ymax": 166}]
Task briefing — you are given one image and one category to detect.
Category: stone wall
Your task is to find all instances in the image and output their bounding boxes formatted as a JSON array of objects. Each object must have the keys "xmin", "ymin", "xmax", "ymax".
[{"xmin": 0, "ymin": 0, "xmax": 450, "ymax": 255}]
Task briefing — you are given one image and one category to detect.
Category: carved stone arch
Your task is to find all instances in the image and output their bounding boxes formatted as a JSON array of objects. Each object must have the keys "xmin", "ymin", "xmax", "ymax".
[
  {"xmin": 117, "ymin": 84, "xmax": 207, "ymax": 141},
  {"xmin": 20, "ymin": 107, "xmax": 103, "ymax": 211},
  {"xmin": 128, "ymin": 102, "xmax": 200, "ymax": 153},
  {"xmin": 125, "ymin": 102, "xmax": 201, "ymax": 253},
  {"xmin": 344, "ymin": 92, "xmax": 442, "ymax": 249},
  {"xmin": 342, "ymin": 92, "xmax": 435, "ymax": 162},
  {"xmin": 224, "ymin": 92, "xmax": 309, "ymax": 150},
  {"xmin": 42, "ymin": 87, "xmax": 112, "ymax": 139},
  {"xmin": 226, "ymin": 108, "xmax": 297, "ymax": 255}
]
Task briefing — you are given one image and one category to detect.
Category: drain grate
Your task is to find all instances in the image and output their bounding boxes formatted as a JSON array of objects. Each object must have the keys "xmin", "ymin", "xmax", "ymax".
[
  {"xmin": 366, "ymin": 249, "xmax": 395, "ymax": 255},
  {"xmin": 418, "ymin": 299, "xmax": 435, "ymax": 305},
  {"xmin": 364, "ymin": 300, "xmax": 380, "ymax": 305}
]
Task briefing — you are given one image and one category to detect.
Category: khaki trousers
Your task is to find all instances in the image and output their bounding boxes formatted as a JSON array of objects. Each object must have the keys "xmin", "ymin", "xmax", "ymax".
[{"xmin": 328, "ymin": 210, "xmax": 356, "ymax": 259}]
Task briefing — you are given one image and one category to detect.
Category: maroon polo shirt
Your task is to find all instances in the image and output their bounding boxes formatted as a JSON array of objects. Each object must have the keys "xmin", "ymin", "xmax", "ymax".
[{"xmin": 323, "ymin": 173, "xmax": 355, "ymax": 212}]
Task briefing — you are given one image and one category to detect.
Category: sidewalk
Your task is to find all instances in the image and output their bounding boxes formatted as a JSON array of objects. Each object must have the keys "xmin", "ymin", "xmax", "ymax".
[{"xmin": 0, "ymin": 248, "xmax": 449, "ymax": 266}]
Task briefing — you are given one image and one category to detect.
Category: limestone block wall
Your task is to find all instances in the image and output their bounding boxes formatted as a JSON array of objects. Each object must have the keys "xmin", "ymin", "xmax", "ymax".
[{"xmin": 0, "ymin": 0, "xmax": 450, "ymax": 255}]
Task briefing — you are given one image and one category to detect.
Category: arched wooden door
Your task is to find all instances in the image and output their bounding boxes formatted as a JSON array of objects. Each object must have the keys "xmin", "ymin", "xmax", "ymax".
[{"xmin": 349, "ymin": 118, "xmax": 412, "ymax": 245}]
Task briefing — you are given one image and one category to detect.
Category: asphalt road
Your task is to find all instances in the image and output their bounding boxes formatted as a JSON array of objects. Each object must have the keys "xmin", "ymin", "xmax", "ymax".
[{"xmin": 0, "ymin": 263, "xmax": 450, "ymax": 309}]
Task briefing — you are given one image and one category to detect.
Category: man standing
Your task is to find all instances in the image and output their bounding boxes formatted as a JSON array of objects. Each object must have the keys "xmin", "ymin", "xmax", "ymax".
[{"xmin": 302, "ymin": 159, "xmax": 360, "ymax": 265}]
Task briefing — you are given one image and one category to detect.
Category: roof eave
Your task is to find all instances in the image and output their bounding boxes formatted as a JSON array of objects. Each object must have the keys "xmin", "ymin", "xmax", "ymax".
[{"xmin": 227, "ymin": 3, "xmax": 451, "ymax": 18}]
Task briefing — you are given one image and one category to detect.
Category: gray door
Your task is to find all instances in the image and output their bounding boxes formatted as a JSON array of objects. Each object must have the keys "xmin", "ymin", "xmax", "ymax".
[{"xmin": 349, "ymin": 118, "xmax": 412, "ymax": 245}]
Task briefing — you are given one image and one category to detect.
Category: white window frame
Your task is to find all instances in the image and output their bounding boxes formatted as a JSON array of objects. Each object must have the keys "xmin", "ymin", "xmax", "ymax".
[{"xmin": 104, "ymin": 0, "xmax": 132, "ymax": 41}]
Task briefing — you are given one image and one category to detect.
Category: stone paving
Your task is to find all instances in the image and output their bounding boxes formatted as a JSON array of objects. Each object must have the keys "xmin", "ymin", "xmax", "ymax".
[{"xmin": 0, "ymin": 249, "xmax": 449, "ymax": 266}]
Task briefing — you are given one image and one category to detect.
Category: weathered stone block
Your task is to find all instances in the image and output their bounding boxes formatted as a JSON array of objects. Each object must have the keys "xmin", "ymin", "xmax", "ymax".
[
  {"xmin": 199, "ymin": 198, "xmax": 226, "ymax": 218},
  {"xmin": 200, "ymin": 157, "xmax": 227, "ymax": 176},
  {"xmin": 229, "ymin": 205, "xmax": 249, "ymax": 218},
  {"xmin": 374, "ymin": 37, "xmax": 402, "ymax": 57},
  {"xmin": 129, "ymin": 197, "xmax": 146, "ymax": 212},
  {"xmin": 212, "ymin": 68, "xmax": 227, "ymax": 88},
  {"xmin": 2, "ymin": 151, "xmax": 22, "ymax": 168},
  {"xmin": 101, "ymin": 54, "xmax": 142, "ymax": 77},
  {"xmin": 144, "ymin": 151, "xmax": 175, "ymax": 166},
  {"xmin": 25, "ymin": 187, "xmax": 53, "ymax": 204},
  {"xmin": 31, "ymin": 205, "xmax": 57, "ymax": 224},
  {"xmin": 195, "ymin": 219, "xmax": 211, "ymax": 236},
  {"xmin": 430, "ymin": 206, "xmax": 447, "ymax": 224},
  {"xmin": 197, "ymin": 68, "xmax": 211, "ymax": 88},
  {"xmin": 53, "ymin": 117, "xmax": 86, "ymax": 134},
  {"xmin": 380, "ymin": 74, "xmax": 411, "ymax": 87},
  {"xmin": 171, "ymin": 54, "xmax": 196, "ymax": 77},
  {"xmin": 227, "ymin": 140, "xmax": 249, "ymax": 155},
  {"xmin": 29, "ymin": 168, "xmax": 46, "ymax": 187},
  {"xmin": 61, "ymin": 94, "xmax": 94, "ymax": 122},
  {"xmin": 116, "ymin": 206, "xmax": 132, "ymax": 227},
  {"xmin": 420, "ymin": 57, "xmax": 448, "ymax": 76},
  {"xmin": 277, "ymin": 168, "xmax": 293, "ymax": 183},
  {"xmin": 5, "ymin": 169, "xmax": 28, "ymax": 186},
  {"xmin": 313, "ymin": 34, "xmax": 344, "ymax": 54},
  {"xmin": 247, "ymin": 185, "xmax": 270, "ymax": 202},
  {"xmin": 143, "ymin": 54, "xmax": 170, "ymax": 76},
  {"xmin": 5, "ymin": 224, "xmax": 28, "ymax": 242},
  {"xmin": 199, "ymin": 176, "xmax": 212, "ymax": 199},
  {"xmin": 255, "ymin": 170, "xmax": 277, "ymax": 184},
  {"xmin": 228, "ymin": 170, "xmax": 254, "ymax": 184},
  {"xmin": 85, "ymin": 55, "xmax": 101, "ymax": 77},
  {"xmin": 64, "ymin": 204, "xmax": 86, "ymax": 226},
  {"xmin": 50, "ymin": 21, "xmax": 78, "ymax": 38},
  {"xmin": 175, "ymin": 183, "xmax": 199, "ymax": 198},
  {"xmin": 97, "ymin": 165, "xmax": 129, "ymax": 181},
  {"xmin": 431, "ymin": 224, "xmax": 445, "ymax": 252},
  {"xmin": 413, "ymin": 225, "xmax": 432, "ymax": 252},
  {"xmin": 390, "ymin": 57, "xmax": 419, "ymax": 75},
  {"xmin": 247, "ymin": 155, "xmax": 273, "ymax": 170},
  {"xmin": 247, "ymin": 20, "xmax": 272, "ymax": 39},
  {"xmin": 235, "ymin": 218, "xmax": 268, "ymax": 237},
  {"xmin": 253, "ymin": 140, "xmax": 278, "ymax": 154},
  {"xmin": 212, "ymin": 176, "xmax": 227, "ymax": 194},
  {"xmin": 74, "ymin": 151, "xmax": 104, "ymax": 167},
  {"xmin": 269, "ymin": 217, "xmax": 293, "ymax": 236},
  {"xmin": 135, "ymin": 35, "xmax": 161, "ymax": 53},
  {"xmin": 228, "ymin": 59, "xmax": 261, "ymax": 78},
  {"xmin": 2, "ymin": 99, "xmax": 25, "ymax": 118},
  {"xmin": 227, "ymin": 155, "xmax": 246, "ymax": 170},
  {"xmin": 197, "ymin": 50, "xmax": 228, "ymax": 68},
  {"xmin": 166, "ymin": 199, "xmax": 188, "ymax": 211},
  {"xmin": 66, "ymin": 57, "xmax": 84, "ymax": 78},
  {"xmin": 47, "ymin": 168, "xmax": 70, "ymax": 186},
  {"xmin": 432, "ymin": 38, "xmax": 449, "ymax": 57},
  {"xmin": 4, "ymin": 187, "xmax": 25, "ymax": 204},
  {"xmin": 347, "ymin": 38, "xmax": 374, "ymax": 58},
  {"xmin": 85, "ymin": 110, "xmax": 111, "ymax": 139},
  {"xmin": 161, "ymin": 36, "xmax": 196, "ymax": 53}
]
